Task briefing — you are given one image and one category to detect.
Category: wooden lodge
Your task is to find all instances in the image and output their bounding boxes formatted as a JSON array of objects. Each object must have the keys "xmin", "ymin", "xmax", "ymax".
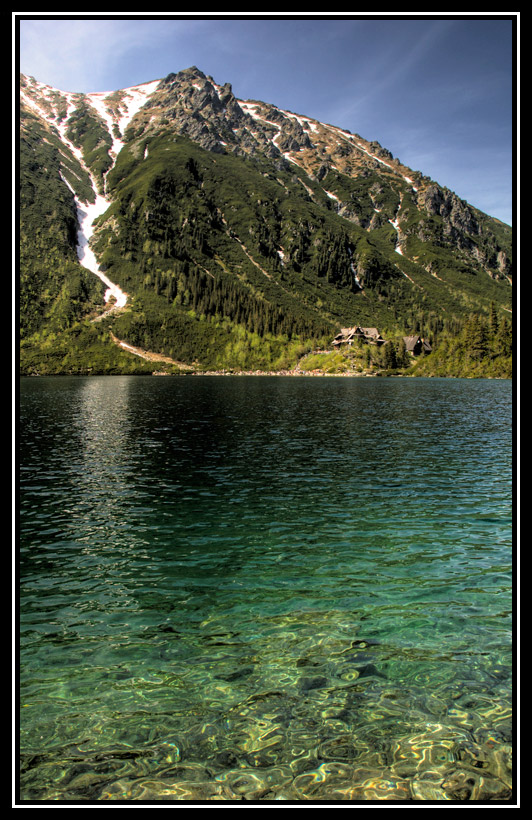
[
  {"xmin": 360, "ymin": 327, "xmax": 386, "ymax": 345},
  {"xmin": 332, "ymin": 326, "xmax": 386, "ymax": 347},
  {"xmin": 403, "ymin": 335, "xmax": 432, "ymax": 355},
  {"xmin": 332, "ymin": 327, "xmax": 432, "ymax": 356}
]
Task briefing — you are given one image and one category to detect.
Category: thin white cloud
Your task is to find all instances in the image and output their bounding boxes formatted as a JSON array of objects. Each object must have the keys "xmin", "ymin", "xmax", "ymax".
[
  {"xmin": 19, "ymin": 18, "xmax": 201, "ymax": 92},
  {"xmin": 21, "ymin": 19, "xmax": 124, "ymax": 91},
  {"xmin": 322, "ymin": 20, "xmax": 458, "ymax": 131}
]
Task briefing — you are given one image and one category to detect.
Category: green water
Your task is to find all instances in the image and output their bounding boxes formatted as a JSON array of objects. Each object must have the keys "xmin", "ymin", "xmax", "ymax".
[{"xmin": 19, "ymin": 376, "xmax": 513, "ymax": 802}]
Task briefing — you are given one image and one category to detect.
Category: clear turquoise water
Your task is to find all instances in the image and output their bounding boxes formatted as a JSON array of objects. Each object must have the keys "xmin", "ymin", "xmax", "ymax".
[{"xmin": 19, "ymin": 376, "xmax": 513, "ymax": 801}]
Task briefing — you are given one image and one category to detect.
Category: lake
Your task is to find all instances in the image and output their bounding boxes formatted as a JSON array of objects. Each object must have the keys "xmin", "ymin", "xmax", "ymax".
[{"xmin": 19, "ymin": 375, "xmax": 513, "ymax": 802}]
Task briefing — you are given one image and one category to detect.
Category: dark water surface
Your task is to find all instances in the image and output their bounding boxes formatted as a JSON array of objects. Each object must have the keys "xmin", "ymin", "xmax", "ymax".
[{"xmin": 19, "ymin": 376, "xmax": 513, "ymax": 801}]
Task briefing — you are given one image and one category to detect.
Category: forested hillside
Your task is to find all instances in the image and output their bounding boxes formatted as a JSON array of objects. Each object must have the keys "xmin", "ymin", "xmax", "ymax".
[{"xmin": 19, "ymin": 69, "xmax": 513, "ymax": 376}]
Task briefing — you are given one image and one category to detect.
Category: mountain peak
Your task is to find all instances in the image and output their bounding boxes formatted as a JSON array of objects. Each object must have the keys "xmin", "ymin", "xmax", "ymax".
[{"xmin": 19, "ymin": 66, "xmax": 512, "ymax": 376}]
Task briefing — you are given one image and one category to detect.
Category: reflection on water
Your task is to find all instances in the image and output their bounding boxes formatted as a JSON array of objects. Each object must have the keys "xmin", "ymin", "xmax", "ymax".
[{"xmin": 19, "ymin": 376, "xmax": 513, "ymax": 802}]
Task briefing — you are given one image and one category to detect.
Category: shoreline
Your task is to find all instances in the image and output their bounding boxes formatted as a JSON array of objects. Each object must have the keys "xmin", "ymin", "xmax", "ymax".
[
  {"xmin": 21, "ymin": 367, "xmax": 511, "ymax": 379},
  {"xmin": 177, "ymin": 368, "xmax": 380, "ymax": 377},
  {"xmin": 22, "ymin": 371, "xmax": 511, "ymax": 380}
]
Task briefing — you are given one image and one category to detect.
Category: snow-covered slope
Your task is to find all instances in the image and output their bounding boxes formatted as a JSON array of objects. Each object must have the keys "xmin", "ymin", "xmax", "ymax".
[
  {"xmin": 84, "ymin": 80, "xmax": 161, "ymax": 164},
  {"xmin": 20, "ymin": 76, "xmax": 162, "ymax": 308}
]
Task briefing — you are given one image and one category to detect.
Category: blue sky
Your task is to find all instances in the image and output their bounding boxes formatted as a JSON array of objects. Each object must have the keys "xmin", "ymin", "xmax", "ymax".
[{"xmin": 17, "ymin": 14, "xmax": 516, "ymax": 225}]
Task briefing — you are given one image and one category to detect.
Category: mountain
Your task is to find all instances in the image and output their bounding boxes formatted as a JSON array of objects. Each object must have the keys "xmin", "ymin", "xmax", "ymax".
[{"xmin": 19, "ymin": 66, "xmax": 512, "ymax": 375}]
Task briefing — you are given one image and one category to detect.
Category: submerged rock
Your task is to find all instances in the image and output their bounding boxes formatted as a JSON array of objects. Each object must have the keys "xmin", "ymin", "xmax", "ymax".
[{"xmin": 299, "ymin": 675, "xmax": 329, "ymax": 692}]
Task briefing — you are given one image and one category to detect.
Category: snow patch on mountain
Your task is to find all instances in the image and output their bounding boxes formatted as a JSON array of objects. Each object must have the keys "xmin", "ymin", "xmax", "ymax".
[
  {"xmin": 21, "ymin": 79, "xmax": 131, "ymax": 307},
  {"xmin": 85, "ymin": 80, "xmax": 161, "ymax": 160}
]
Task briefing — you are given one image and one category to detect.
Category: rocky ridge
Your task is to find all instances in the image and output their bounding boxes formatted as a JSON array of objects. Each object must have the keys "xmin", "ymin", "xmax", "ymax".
[{"xmin": 20, "ymin": 67, "xmax": 511, "ymax": 284}]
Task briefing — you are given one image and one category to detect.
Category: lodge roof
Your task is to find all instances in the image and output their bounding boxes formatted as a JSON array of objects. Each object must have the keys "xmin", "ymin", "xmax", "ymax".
[
  {"xmin": 332, "ymin": 325, "xmax": 386, "ymax": 345},
  {"xmin": 403, "ymin": 335, "xmax": 432, "ymax": 353},
  {"xmin": 403, "ymin": 334, "xmax": 421, "ymax": 350}
]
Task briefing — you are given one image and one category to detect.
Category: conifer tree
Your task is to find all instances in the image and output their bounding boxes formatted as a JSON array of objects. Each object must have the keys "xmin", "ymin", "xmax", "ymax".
[
  {"xmin": 383, "ymin": 341, "xmax": 397, "ymax": 369},
  {"xmin": 497, "ymin": 317, "xmax": 512, "ymax": 358},
  {"xmin": 489, "ymin": 301, "xmax": 499, "ymax": 336},
  {"xmin": 465, "ymin": 314, "xmax": 488, "ymax": 361},
  {"xmin": 397, "ymin": 338, "xmax": 409, "ymax": 368}
]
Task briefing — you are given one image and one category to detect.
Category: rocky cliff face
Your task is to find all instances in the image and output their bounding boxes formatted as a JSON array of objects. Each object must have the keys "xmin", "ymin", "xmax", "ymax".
[{"xmin": 21, "ymin": 66, "xmax": 512, "ymax": 279}]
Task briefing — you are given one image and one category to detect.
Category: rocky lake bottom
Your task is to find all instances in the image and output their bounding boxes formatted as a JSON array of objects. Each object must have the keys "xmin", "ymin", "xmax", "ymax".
[{"xmin": 19, "ymin": 375, "xmax": 513, "ymax": 802}]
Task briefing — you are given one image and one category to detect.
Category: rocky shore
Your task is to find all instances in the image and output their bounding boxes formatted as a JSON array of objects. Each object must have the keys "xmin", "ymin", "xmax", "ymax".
[{"xmin": 154, "ymin": 368, "xmax": 379, "ymax": 377}]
